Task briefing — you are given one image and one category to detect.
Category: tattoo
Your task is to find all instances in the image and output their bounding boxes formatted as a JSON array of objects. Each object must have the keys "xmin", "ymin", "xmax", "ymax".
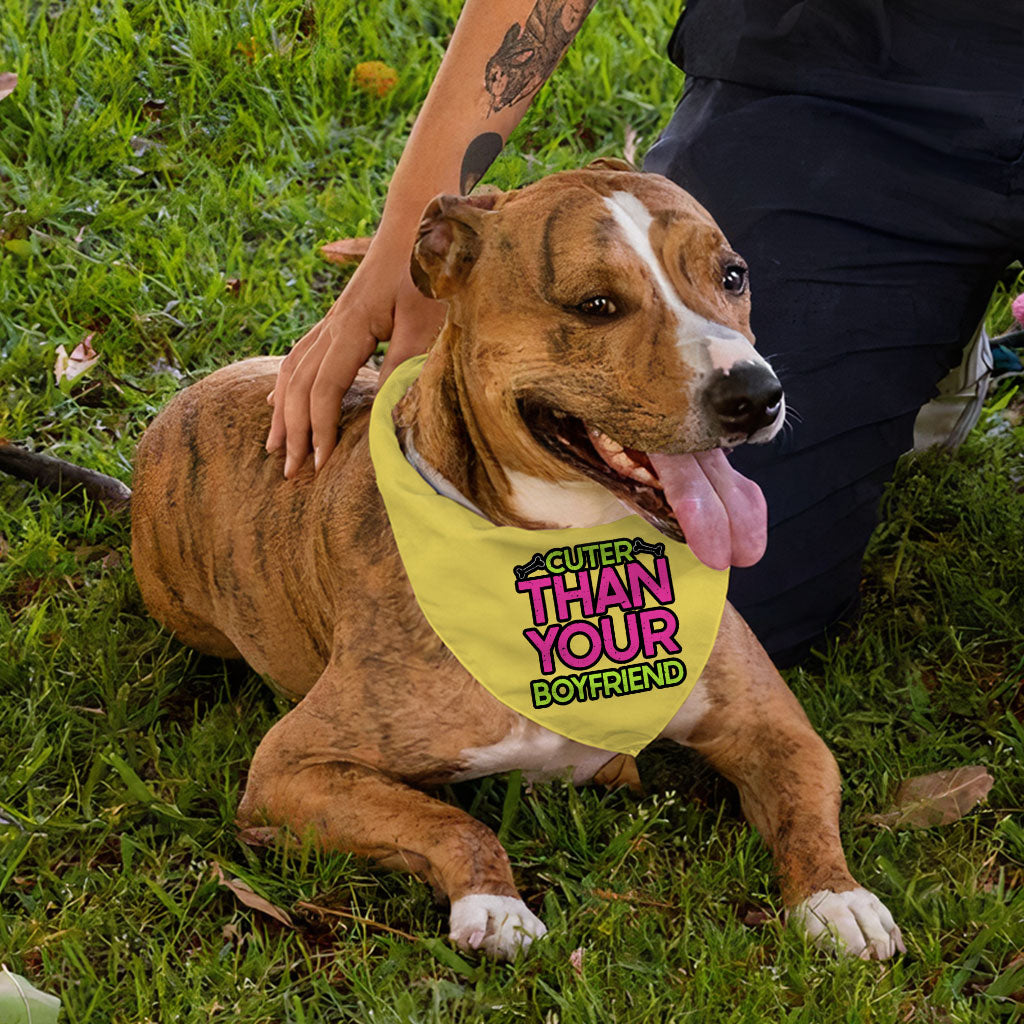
[
  {"xmin": 460, "ymin": 132, "xmax": 504, "ymax": 193},
  {"xmin": 484, "ymin": 0, "xmax": 596, "ymax": 113}
]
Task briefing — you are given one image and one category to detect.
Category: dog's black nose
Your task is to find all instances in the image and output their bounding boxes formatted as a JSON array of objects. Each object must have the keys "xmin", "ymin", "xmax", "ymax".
[{"xmin": 704, "ymin": 363, "xmax": 783, "ymax": 438}]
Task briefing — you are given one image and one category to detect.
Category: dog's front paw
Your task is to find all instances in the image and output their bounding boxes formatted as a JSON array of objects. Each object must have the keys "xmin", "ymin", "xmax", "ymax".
[
  {"xmin": 449, "ymin": 894, "xmax": 547, "ymax": 960},
  {"xmin": 789, "ymin": 887, "xmax": 905, "ymax": 960}
]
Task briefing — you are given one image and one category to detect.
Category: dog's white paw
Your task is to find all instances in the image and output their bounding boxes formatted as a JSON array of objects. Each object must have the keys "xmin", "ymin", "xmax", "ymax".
[
  {"xmin": 449, "ymin": 894, "xmax": 547, "ymax": 960},
  {"xmin": 789, "ymin": 887, "xmax": 905, "ymax": 960}
]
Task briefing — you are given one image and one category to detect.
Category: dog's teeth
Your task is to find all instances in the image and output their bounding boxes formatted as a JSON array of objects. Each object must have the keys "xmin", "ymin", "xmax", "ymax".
[
  {"xmin": 588, "ymin": 428, "xmax": 657, "ymax": 486},
  {"xmin": 588, "ymin": 428, "xmax": 624, "ymax": 457},
  {"xmin": 623, "ymin": 462, "xmax": 658, "ymax": 486}
]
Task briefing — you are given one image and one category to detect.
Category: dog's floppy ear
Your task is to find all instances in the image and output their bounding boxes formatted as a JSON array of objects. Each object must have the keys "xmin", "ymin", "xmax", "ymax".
[
  {"xmin": 411, "ymin": 193, "xmax": 501, "ymax": 299},
  {"xmin": 585, "ymin": 157, "xmax": 635, "ymax": 173}
]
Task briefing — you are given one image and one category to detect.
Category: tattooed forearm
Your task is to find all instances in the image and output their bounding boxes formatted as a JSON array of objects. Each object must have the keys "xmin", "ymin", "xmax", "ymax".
[
  {"xmin": 484, "ymin": 0, "xmax": 596, "ymax": 114},
  {"xmin": 459, "ymin": 2, "xmax": 594, "ymax": 193}
]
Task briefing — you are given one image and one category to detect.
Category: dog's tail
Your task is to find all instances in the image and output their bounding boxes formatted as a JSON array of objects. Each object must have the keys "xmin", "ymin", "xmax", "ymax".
[{"xmin": 0, "ymin": 441, "xmax": 131, "ymax": 511}]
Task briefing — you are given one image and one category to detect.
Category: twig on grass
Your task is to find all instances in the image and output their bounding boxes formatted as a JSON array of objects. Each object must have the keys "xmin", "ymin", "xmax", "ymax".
[
  {"xmin": 589, "ymin": 888, "xmax": 677, "ymax": 911},
  {"xmin": 0, "ymin": 441, "xmax": 131, "ymax": 510},
  {"xmin": 294, "ymin": 900, "xmax": 420, "ymax": 942}
]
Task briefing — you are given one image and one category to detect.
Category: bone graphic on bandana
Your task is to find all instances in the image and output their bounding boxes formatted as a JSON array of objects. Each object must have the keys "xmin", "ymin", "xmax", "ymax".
[
  {"xmin": 513, "ymin": 552, "xmax": 546, "ymax": 580},
  {"xmin": 631, "ymin": 537, "xmax": 665, "ymax": 559}
]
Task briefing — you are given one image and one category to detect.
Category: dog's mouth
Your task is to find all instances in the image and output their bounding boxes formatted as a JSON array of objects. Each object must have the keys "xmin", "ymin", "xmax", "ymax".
[
  {"xmin": 519, "ymin": 400, "xmax": 767, "ymax": 570},
  {"xmin": 520, "ymin": 401, "xmax": 679, "ymax": 534}
]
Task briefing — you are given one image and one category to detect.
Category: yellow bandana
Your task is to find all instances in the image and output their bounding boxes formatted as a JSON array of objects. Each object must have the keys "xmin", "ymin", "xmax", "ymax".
[{"xmin": 370, "ymin": 356, "xmax": 729, "ymax": 756}]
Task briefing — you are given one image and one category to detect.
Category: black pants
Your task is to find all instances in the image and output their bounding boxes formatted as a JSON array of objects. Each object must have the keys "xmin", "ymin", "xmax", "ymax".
[{"xmin": 645, "ymin": 78, "xmax": 1024, "ymax": 663}]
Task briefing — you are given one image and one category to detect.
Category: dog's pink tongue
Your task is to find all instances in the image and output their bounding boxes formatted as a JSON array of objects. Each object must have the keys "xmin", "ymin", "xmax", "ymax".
[{"xmin": 648, "ymin": 449, "xmax": 767, "ymax": 570}]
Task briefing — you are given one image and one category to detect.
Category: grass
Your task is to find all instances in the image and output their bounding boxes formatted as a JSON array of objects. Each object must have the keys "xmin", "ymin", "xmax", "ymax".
[{"xmin": 0, "ymin": 0, "xmax": 1022, "ymax": 1021}]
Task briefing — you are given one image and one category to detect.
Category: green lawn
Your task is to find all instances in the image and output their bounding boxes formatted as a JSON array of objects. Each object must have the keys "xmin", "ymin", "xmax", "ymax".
[{"xmin": 1, "ymin": 1, "xmax": 1022, "ymax": 1021}]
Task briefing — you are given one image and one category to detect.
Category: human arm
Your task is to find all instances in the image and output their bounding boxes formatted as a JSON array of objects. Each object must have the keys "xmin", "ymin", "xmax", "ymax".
[{"xmin": 266, "ymin": 0, "xmax": 597, "ymax": 477}]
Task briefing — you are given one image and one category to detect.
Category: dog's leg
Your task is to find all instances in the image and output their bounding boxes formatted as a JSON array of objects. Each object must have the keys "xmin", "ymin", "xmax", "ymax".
[
  {"xmin": 665, "ymin": 604, "xmax": 904, "ymax": 959},
  {"xmin": 238, "ymin": 684, "xmax": 546, "ymax": 960}
]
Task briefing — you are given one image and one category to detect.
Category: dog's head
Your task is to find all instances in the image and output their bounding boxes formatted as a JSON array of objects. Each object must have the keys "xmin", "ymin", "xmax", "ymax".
[{"xmin": 410, "ymin": 164, "xmax": 785, "ymax": 569}]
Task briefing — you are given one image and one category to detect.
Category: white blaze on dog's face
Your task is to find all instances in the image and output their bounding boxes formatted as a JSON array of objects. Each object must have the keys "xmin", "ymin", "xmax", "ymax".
[
  {"xmin": 411, "ymin": 167, "xmax": 785, "ymax": 567},
  {"xmin": 601, "ymin": 188, "xmax": 772, "ymax": 403}
]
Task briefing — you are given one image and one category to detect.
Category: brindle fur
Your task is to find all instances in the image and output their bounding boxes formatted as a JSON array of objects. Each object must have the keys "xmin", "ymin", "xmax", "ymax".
[{"xmin": 132, "ymin": 168, "xmax": 862, "ymax": 928}]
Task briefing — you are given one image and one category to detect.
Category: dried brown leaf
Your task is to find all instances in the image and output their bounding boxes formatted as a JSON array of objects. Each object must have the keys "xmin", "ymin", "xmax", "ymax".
[
  {"xmin": 740, "ymin": 906, "xmax": 772, "ymax": 928},
  {"xmin": 0, "ymin": 73, "xmax": 16, "ymax": 102},
  {"xmin": 236, "ymin": 825, "xmax": 282, "ymax": 848},
  {"xmin": 54, "ymin": 333, "xmax": 100, "ymax": 385},
  {"xmin": 320, "ymin": 237, "xmax": 373, "ymax": 265},
  {"xmin": 624, "ymin": 124, "xmax": 638, "ymax": 167},
  {"xmin": 72, "ymin": 334, "xmax": 98, "ymax": 361},
  {"xmin": 569, "ymin": 947, "xmax": 584, "ymax": 977},
  {"xmin": 213, "ymin": 863, "xmax": 294, "ymax": 928},
  {"xmin": 867, "ymin": 766, "xmax": 994, "ymax": 829}
]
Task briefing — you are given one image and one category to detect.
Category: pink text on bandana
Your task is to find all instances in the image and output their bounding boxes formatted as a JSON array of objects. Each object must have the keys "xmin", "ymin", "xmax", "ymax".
[{"xmin": 514, "ymin": 536, "xmax": 687, "ymax": 710}]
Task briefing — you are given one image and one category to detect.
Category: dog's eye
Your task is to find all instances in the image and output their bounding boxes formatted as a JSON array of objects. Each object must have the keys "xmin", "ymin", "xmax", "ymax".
[
  {"xmin": 576, "ymin": 296, "xmax": 617, "ymax": 317},
  {"xmin": 722, "ymin": 264, "xmax": 748, "ymax": 295}
]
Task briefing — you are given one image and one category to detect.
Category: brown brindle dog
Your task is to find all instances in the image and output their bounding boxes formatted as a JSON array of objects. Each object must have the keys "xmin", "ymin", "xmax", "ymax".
[{"xmin": 130, "ymin": 165, "xmax": 903, "ymax": 960}]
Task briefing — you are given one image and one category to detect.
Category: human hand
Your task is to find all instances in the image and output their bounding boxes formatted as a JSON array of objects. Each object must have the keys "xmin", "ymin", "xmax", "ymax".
[{"xmin": 266, "ymin": 245, "xmax": 447, "ymax": 477}]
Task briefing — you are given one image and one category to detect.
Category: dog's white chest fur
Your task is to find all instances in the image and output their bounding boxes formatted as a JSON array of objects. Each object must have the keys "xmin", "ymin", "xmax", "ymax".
[
  {"xmin": 453, "ymin": 717, "xmax": 617, "ymax": 785},
  {"xmin": 455, "ymin": 678, "xmax": 712, "ymax": 784}
]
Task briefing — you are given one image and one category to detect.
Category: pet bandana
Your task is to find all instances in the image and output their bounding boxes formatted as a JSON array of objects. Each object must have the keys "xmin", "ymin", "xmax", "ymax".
[{"xmin": 369, "ymin": 356, "xmax": 729, "ymax": 756}]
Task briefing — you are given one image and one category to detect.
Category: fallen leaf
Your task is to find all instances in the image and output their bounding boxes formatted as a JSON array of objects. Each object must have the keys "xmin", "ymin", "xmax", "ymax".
[
  {"xmin": 867, "ymin": 766, "xmax": 994, "ymax": 829},
  {"xmin": 353, "ymin": 61, "xmax": 398, "ymax": 97},
  {"xmin": 54, "ymin": 333, "xmax": 100, "ymax": 386},
  {"xmin": 320, "ymin": 237, "xmax": 373, "ymax": 266},
  {"xmin": 224, "ymin": 277, "xmax": 242, "ymax": 295},
  {"xmin": 213, "ymin": 863, "xmax": 294, "ymax": 928},
  {"xmin": 624, "ymin": 124, "xmax": 638, "ymax": 167},
  {"xmin": 0, "ymin": 966, "xmax": 61, "ymax": 1024},
  {"xmin": 570, "ymin": 947, "xmax": 584, "ymax": 977},
  {"xmin": 739, "ymin": 905, "xmax": 772, "ymax": 928},
  {"xmin": 0, "ymin": 73, "xmax": 16, "ymax": 102},
  {"xmin": 236, "ymin": 824, "xmax": 281, "ymax": 848}
]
